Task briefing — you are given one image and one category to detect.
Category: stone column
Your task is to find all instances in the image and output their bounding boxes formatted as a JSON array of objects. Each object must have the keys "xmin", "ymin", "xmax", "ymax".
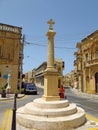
[
  {"xmin": 46, "ymin": 20, "xmax": 55, "ymax": 70},
  {"xmin": 42, "ymin": 19, "xmax": 60, "ymax": 101}
]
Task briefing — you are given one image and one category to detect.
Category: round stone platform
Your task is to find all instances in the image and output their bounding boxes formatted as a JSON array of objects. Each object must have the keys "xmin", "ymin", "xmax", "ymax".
[{"xmin": 16, "ymin": 98, "xmax": 86, "ymax": 130}]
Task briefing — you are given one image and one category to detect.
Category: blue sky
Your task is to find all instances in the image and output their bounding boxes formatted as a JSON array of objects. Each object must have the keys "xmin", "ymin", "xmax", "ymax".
[{"xmin": 0, "ymin": 0, "xmax": 98, "ymax": 74}]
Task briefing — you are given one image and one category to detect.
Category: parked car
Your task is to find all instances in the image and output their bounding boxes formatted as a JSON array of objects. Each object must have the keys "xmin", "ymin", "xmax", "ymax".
[{"xmin": 24, "ymin": 83, "xmax": 37, "ymax": 95}]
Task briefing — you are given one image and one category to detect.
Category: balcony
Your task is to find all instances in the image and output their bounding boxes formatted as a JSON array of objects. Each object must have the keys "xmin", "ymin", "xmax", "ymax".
[
  {"xmin": 0, "ymin": 57, "xmax": 8, "ymax": 64},
  {"xmin": 85, "ymin": 58, "xmax": 98, "ymax": 67}
]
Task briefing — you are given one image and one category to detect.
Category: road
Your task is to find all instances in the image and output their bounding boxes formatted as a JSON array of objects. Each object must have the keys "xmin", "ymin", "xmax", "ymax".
[
  {"xmin": 0, "ymin": 87, "xmax": 98, "ymax": 129},
  {"xmin": 65, "ymin": 87, "xmax": 98, "ymax": 118}
]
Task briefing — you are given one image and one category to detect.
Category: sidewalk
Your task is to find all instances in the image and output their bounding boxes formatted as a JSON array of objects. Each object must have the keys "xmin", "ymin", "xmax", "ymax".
[
  {"xmin": 71, "ymin": 88, "xmax": 98, "ymax": 100},
  {"xmin": 0, "ymin": 93, "xmax": 25, "ymax": 101}
]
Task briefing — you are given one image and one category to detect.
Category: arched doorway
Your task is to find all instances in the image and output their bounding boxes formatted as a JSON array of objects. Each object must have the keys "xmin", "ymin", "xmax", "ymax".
[
  {"xmin": 86, "ymin": 76, "xmax": 89, "ymax": 92},
  {"xmin": 95, "ymin": 72, "xmax": 98, "ymax": 93}
]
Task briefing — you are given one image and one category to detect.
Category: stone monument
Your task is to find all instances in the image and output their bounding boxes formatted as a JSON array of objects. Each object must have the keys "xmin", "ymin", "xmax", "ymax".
[
  {"xmin": 42, "ymin": 19, "xmax": 60, "ymax": 101},
  {"xmin": 16, "ymin": 19, "xmax": 86, "ymax": 130}
]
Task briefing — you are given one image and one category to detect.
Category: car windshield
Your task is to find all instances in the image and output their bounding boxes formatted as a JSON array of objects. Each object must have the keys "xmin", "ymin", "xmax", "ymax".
[{"xmin": 26, "ymin": 84, "xmax": 36, "ymax": 89}]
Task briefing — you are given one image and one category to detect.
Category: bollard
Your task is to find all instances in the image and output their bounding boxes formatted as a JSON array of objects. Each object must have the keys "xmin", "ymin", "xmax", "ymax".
[{"xmin": 11, "ymin": 93, "xmax": 17, "ymax": 130}]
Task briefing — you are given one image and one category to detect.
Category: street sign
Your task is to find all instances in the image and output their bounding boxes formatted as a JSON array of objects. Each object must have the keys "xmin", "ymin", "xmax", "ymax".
[{"xmin": 3, "ymin": 74, "xmax": 8, "ymax": 79}]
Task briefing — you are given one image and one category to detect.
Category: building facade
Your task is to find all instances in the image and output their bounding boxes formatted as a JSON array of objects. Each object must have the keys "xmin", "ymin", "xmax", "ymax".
[
  {"xmin": 33, "ymin": 59, "xmax": 64, "ymax": 87},
  {"xmin": 54, "ymin": 58, "xmax": 64, "ymax": 87},
  {"xmin": 24, "ymin": 70, "xmax": 34, "ymax": 83},
  {"xmin": 0, "ymin": 23, "xmax": 24, "ymax": 93},
  {"xmin": 74, "ymin": 30, "xmax": 98, "ymax": 94},
  {"xmin": 63, "ymin": 70, "xmax": 75, "ymax": 88},
  {"xmin": 34, "ymin": 62, "xmax": 47, "ymax": 87}
]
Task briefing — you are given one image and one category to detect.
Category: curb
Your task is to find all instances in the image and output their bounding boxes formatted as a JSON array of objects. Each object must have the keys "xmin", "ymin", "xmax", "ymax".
[{"xmin": 0, "ymin": 94, "xmax": 25, "ymax": 101}]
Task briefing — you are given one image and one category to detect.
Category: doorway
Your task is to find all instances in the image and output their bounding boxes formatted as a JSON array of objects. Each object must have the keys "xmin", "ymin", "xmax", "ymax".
[
  {"xmin": 58, "ymin": 79, "xmax": 61, "ymax": 88},
  {"xmin": 95, "ymin": 72, "xmax": 98, "ymax": 93}
]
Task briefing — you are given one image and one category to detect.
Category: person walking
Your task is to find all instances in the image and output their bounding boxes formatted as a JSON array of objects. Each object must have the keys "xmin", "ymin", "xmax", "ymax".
[{"xmin": 58, "ymin": 84, "xmax": 65, "ymax": 99}]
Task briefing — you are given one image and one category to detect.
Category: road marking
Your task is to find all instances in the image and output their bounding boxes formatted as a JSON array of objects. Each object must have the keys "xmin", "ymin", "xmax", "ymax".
[
  {"xmin": 86, "ymin": 114, "xmax": 98, "ymax": 130},
  {"xmin": 0, "ymin": 108, "xmax": 12, "ymax": 130},
  {"xmin": 86, "ymin": 114, "xmax": 98, "ymax": 122},
  {"xmin": 87, "ymin": 128, "xmax": 98, "ymax": 130}
]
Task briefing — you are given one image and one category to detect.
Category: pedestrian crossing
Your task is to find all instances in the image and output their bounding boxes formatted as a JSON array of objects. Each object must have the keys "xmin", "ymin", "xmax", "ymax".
[{"xmin": 0, "ymin": 109, "xmax": 12, "ymax": 130}]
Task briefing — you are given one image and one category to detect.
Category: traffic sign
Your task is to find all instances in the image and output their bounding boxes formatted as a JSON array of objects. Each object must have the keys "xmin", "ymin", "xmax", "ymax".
[{"xmin": 3, "ymin": 74, "xmax": 8, "ymax": 79}]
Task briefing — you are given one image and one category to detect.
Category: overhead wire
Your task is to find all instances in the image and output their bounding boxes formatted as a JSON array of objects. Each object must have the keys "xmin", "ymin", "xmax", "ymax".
[
  {"xmin": 24, "ymin": 31, "xmax": 93, "ymax": 50},
  {"xmin": 25, "ymin": 41, "xmax": 76, "ymax": 50}
]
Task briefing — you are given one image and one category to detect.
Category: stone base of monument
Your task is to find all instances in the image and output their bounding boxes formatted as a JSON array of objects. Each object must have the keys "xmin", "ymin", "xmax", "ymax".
[{"xmin": 16, "ymin": 98, "xmax": 86, "ymax": 130}]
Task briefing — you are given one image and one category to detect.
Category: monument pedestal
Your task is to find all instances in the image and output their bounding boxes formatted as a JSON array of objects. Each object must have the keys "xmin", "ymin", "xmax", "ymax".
[
  {"xmin": 16, "ymin": 98, "xmax": 86, "ymax": 130},
  {"xmin": 42, "ymin": 68, "xmax": 60, "ymax": 101}
]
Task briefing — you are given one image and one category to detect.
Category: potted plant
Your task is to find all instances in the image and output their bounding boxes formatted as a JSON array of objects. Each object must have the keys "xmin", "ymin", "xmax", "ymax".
[{"xmin": 1, "ymin": 83, "xmax": 8, "ymax": 98}]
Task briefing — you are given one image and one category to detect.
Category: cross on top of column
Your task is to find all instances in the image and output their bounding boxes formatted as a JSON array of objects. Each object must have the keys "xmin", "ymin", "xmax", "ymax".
[{"xmin": 47, "ymin": 19, "xmax": 55, "ymax": 29}]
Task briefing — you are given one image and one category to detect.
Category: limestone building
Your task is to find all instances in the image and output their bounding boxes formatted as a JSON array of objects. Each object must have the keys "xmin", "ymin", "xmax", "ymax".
[
  {"xmin": 74, "ymin": 30, "xmax": 98, "ymax": 94},
  {"xmin": 54, "ymin": 58, "xmax": 64, "ymax": 87},
  {"xmin": 24, "ymin": 70, "xmax": 34, "ymax": 83},
  {"xmin": 33, "ymin": 59, "xmax": 64, "ymax": 87},
  {"xmin": 63, "ymin": 70, "xmax": 75, "ymax": 87},
  {"xmin": 34, "ymin": 62, "xmax": 47, "ymax": 87},
  {"xmin": 0, "ymin": 23, "xmax": 24, "ymax": 93}
]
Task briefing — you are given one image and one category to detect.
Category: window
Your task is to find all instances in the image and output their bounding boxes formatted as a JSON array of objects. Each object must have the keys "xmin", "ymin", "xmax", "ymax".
[
  {"xmin": 0, "ymin": 72, "xmax": 1, "ymax": 77},
  {"xmin": 85, "ymin": 53, "xmax": 89, "ymax": 61},
  {"xmin": 95, "ymin": 50, "xmax": 98, "ymax": 59},
  {"xmin": 0, "ymin": 45, "xmax": 1, "ymax": 56}
]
